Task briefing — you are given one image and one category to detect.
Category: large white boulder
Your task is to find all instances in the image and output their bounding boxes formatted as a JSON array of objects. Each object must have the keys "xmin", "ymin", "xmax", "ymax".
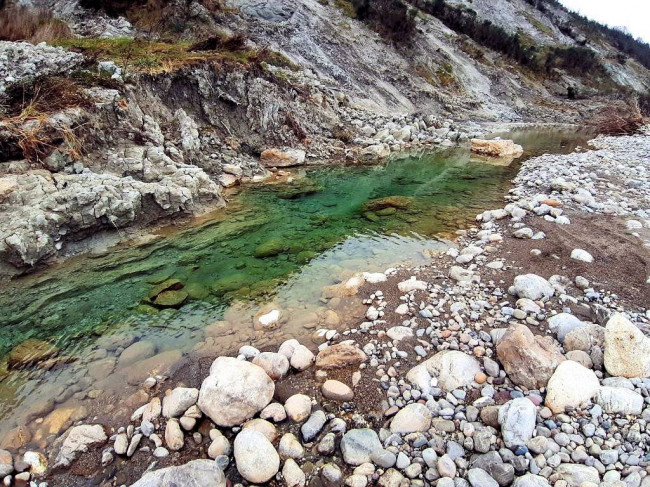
[
  {"xmin": 197, "ymin": 357, "xmax": 274, "ymax": 427},
  {"xmin": 233, "ymin": 429, "xmax": 280, "ymax": 483},
  {"xmin": 406, "ymin": 350, "xmax": 480, "ymax": 393},
  {"xmin": 604, "ymin": 313, "xmax": 650, "ymax": 378},
  {"xmin": 513, "ymin": 274, "xmax": 554, "ymax": 301},
  {"xmin": 594, "ymin": 386, "xmax": 644, "ymax": 415},
  {"xmin": 545, "ymin": 361, "xmax": 600, "ymax": 414}
]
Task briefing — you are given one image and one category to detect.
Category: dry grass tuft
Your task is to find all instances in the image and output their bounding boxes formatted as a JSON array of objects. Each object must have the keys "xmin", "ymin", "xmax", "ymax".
[
  {"xmin": 1, "ymin": 77, "xmax": 90, "ymax": 162},
  {"xmin": 0, "ymin": 6, "xmax": 71, "ymax": 43}
]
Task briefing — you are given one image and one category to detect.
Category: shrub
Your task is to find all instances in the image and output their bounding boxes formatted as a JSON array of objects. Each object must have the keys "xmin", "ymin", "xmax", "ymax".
[
  {"xmin": 544, "ymin": 46, "xmax": 601, "ymax": 74},
  {"xmin": 639, "ymin": 93, "xmax": 650, "ymax": 118},
  {"xmin": 351, "ymin": 0, "xmax": 417, "ymax": 45},
  {"xmin": 79, "ymin": 0, "xmax": 142, "ymax": 17},
  {"xmin": 0, "ymin": 5, "xmax": 71, "ymax": 43},
  {"xmin": 189, "ymin": 32, "xmax": 248, "ymax": 52},
  {"xmin": 411, "ymin": 0, "xmax": 539, "ymax": 67}
]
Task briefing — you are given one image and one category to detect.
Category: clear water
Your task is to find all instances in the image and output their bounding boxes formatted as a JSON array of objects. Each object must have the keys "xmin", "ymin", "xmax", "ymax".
[{"xmin": 0, "ymin": 128, "xmax": 591, "ymax": 434}]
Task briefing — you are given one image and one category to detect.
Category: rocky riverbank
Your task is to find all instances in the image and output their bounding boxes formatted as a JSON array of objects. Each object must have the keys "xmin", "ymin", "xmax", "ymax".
[
  {"xmin": 0, "ymin": 39, "xmax": 490, "ymax": 275},
  {"xmin": 1, "ymin": 130, "xmax": 649, "ymax": 487}
]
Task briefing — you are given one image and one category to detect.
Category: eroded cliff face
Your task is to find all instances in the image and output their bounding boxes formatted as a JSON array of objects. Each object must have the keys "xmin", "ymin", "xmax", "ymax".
[{"xmin": 0, "ymin": 0, "xmax": 648, "ymax": 271}]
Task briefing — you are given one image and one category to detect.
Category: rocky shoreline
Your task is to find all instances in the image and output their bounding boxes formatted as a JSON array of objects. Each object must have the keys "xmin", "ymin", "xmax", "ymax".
[{"xmin": 0, "ymin": 130, "xmax": 649, "ymax": 487}]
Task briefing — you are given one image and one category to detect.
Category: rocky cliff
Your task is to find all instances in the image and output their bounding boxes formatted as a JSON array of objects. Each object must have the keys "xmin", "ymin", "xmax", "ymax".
[{"xmin": 0, "ymin": 0, "xmax": 648, "ymax": 271}]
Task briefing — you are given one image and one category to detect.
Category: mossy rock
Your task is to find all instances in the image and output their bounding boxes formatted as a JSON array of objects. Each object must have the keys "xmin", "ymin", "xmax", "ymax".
[
  {"xmin": 276, "ymin": 180, "xmax": 323, "ymax": 200},
  {"xmin": 296, "ymin": 250, "xmax": 317, "ymax": 264},
  {"xmin": 147, "ymin": 278, "xmax": 184, "ymax": 300},
  {"xmin": 154, "ymin": 290, "xmax": 188, "ymax": 308},
  {"xmin": 211, "ymin": 274, "xmax": 249, "ymax": 296},
  {"xmin": 363, "ymin": 211, "xmax": 380, "ymax": 222},
  {"xmin": 287, "ymin": 243, "xmax": 305, "ymax": 254},
  {"xmin": 254, "ymin": 238, "xmax": 286, "ymax": 258},
  {"xmin": 136, "ymin": 304, "xmax": 159, "ymax": 314},
  {"xmin": 146, "ymin": 272, "xmax": 174, "ymax": 285},
  {"xmin": 376, "ymin": 207, "xmax": 397, "ymax": 216},
  {"xmin": 248, "ymin": 278, "xmax": 282, "ymax": 296},
  {"xmin": 364, "ymin": 195, "xmax": 413, "ymax": 212},
  {"xmin": 8, "ymin": 339, "xmax": 59, "ymax": 369},
  {"xmin": 185, "ymin": 282, "xmax": 210, "ymax": 300}
]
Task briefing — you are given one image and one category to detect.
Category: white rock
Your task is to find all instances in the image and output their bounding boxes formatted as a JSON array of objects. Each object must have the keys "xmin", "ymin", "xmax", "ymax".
[
  {"xmin": 238, "ymin": 345, "xmax": 260, "ymax": 359},
  {"xmin": 52, "ymin": 424, "xmax": 107, "ymax": 468},
  {"xmin": 386, "ymin": 326, "xmax": 413, "ymax": 342},
  {"xmin": 397, "ymin": 277, "xmax": 427, "ymax": 293},
  {"xmin": 498, "ymin": 398, "xmax": 537, "ymax": 448},
  {"xmin": 162, "ymin": 388, "xmax": 199, "ymax": 418},
  {"xmin": 604, "ymin": 313, "xmax": 650, "ymax": 378},
  {"xmin": 390, "ymin": 403, "xmax": 432, "ymax": 433},
  {"xmin": 406, "ymin": 351, "xmax": 480, "ymax": 393},
  {"xmin": 548, "ymin": 313, "xmax": 587, "ymax": 342},
  {"xmin": 283, "ymin": 458, "xmax": 306, "ymax": 487},
  {"xmin": 570, "ymin": 249, "xmax": 593, "ymax": 263},
  {"xmin": 594, "ymin": 386, "xmax": 644, "ymax": 415},
  {"xmin": 290, "ymin": 345, "xmax": 315, "ymax": 371},
  {"xmin": 340, "ymin": 429, "xmax": 382, "ymax": 466},
  {"xmin": 252, "ymin": 352, "xmax": 290, "ymax": 380},
  {"xmin": 513, "ymin": 274, "xmax": 554, "ymax": 301},
  {"xmin": 131, "ymin": 459, "xmax": 225, "ymax": 486},
  {"xmin": 512, "ymin": 474, "xmax": 551, "ymax": 487},
  {"xmin": 545, "ymin": 361, "xmax": 600, "ymax": 414},
  {"xmin": 362, "ymin": 272, "xmax": 387, "ymax": 284},
  {"xmin": 233, "ymin": 429, "xmax": 280, "ymax": 483},
  {"xmin": 197, "ymin": 357, "xmax": 274, "ymax": 427},
  {"xmin": 284, "ymin": 394, "xmax": 312, "ymax": 422}
]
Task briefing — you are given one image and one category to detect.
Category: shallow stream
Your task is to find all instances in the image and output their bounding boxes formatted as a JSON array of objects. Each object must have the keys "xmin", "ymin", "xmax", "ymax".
[{"xmin": 0, "ymin": 128, "xmax": 591, "ymax": 440}]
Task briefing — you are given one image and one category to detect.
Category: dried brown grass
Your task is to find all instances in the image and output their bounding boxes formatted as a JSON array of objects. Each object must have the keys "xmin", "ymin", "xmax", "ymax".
[
  {"xmin": 0, "ymin": 6, "xmax": 71, "ymax": 43},
  {"xmin": 1, "ymin": 77, "xmax": 89, "ymax": 162},
  {"xmin": 588, "ymin": 97, "xmax": 645, "ymax": 136}
]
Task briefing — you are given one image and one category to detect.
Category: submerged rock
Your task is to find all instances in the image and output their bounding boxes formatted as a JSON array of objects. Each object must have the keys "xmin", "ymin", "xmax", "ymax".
[
  {"xmin": 147, "ymin": 279, "xmax": 183, "ymax": 300},
  {"xmin": 8, "ymin": 339, "xmax": 58, "ymax": 369},
  {"xmin": 254, "ymin": 238, "xmax": 286, "ymax": 258},
  {"xmin": 153, "ymin": 290, "xmax": 188, "ymax": 308},
  {"xmin": 363, "ymin": 196, "xmax": 413, "ymax": 212}
]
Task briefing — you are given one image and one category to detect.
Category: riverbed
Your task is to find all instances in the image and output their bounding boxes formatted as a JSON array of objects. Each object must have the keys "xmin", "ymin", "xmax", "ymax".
[{"xmin": 0, "ymin": 127, "xmax": 591, "ymax": 441}]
